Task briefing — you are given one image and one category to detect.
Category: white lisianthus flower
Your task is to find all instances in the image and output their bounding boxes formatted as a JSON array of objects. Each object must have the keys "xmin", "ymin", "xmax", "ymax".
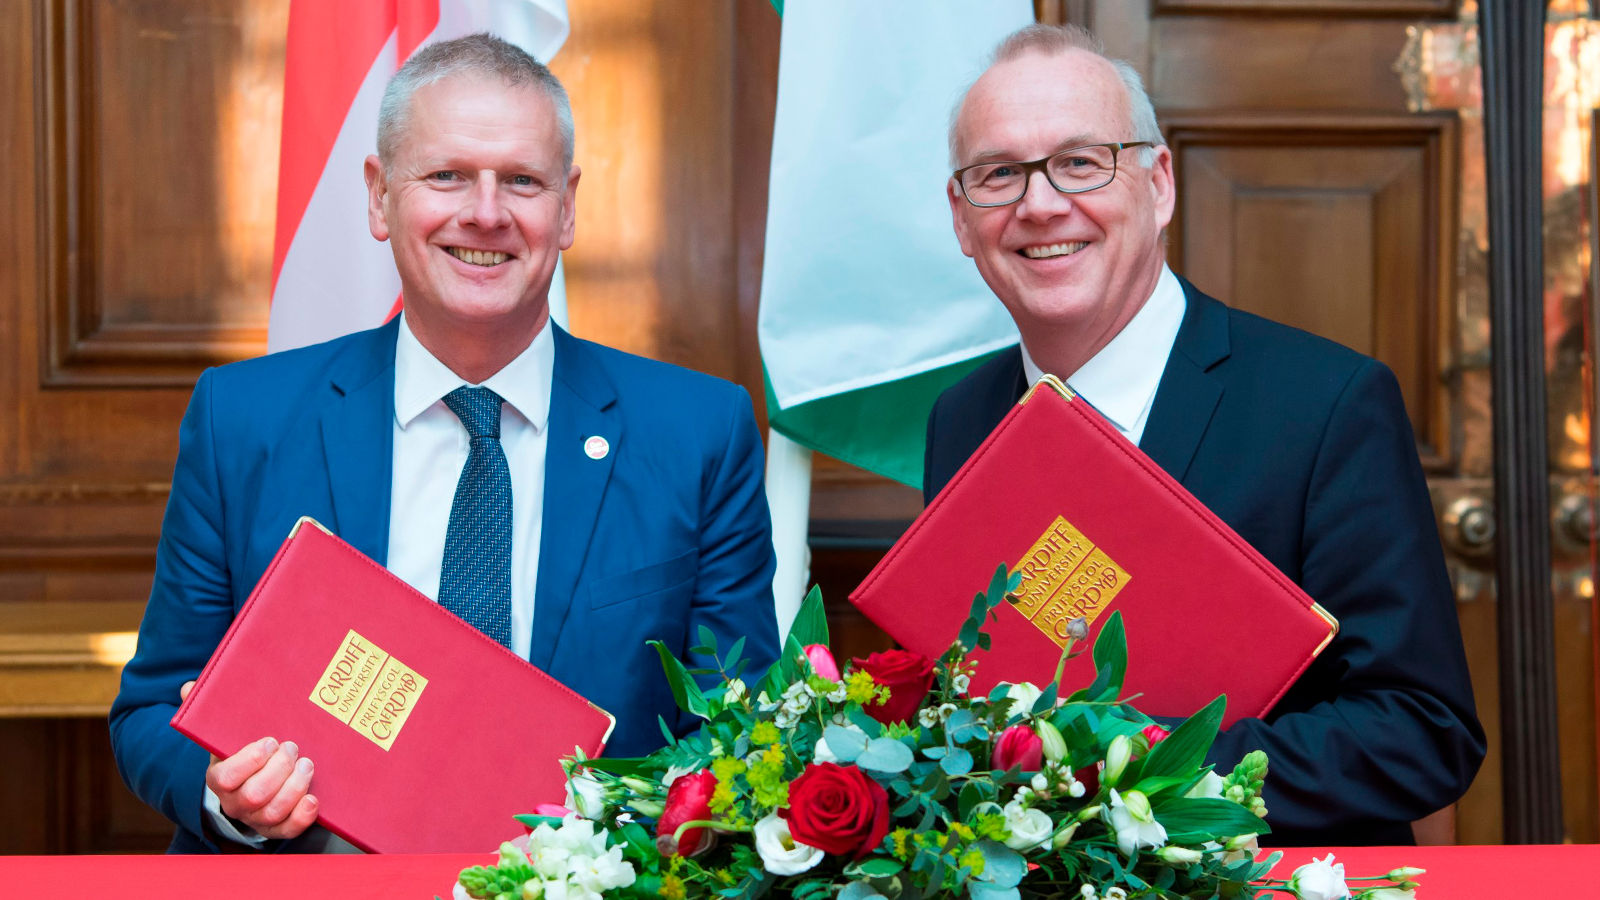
[
  {"xmin": 754, "ymin": 813, "xmax": 825, "ymax": 875},
  {"xmin": 1185, "ymin": 770, "xmax": 1226, "ymax": 800},
  {"xmin": 1103, "ymin": 789, "xmax": 1167, "ymax": 858},
  {"xmin": 1288, "ymin": 854, "xmax": 1351, "ymax": 900},
  {"xmin": 564, "ymin": 774, "xmax": 607, "ymax": 819},
  {"xmin": 1002, "ymin": 800, "xmax": 1054, "ymax": 850},
  {"xmin": 1003, "ymin": 681, "xmax": 1043, "ymax": 718}
]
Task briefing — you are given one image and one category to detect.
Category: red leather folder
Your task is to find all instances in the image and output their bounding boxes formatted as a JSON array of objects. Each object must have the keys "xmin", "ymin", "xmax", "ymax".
[
  {"xmin": 851, "ymin": 376, "xmax": 1337, "ymax": 728},
  {"xmin": 171, "ymin": 518, "xmax": 614, "ymax": 853}
]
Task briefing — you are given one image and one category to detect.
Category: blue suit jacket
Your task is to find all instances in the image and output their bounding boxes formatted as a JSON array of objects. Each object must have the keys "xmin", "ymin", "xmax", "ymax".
[
  {"xmin": 110, "ymin": 320, "xmax": 778, "ymax": 852},
  {"xmin": 924, "ymin": 280, "xmax": 1485, "ymax": 848}
]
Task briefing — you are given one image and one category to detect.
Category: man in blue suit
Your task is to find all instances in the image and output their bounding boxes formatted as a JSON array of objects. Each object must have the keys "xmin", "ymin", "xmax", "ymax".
[
  {"xmin": 110, "ymin": 34, "xmax": 778, "ymax": 852},
  {"xmin": 926, "ymin": 25, "xmax": 1483, "ymax": 847}
]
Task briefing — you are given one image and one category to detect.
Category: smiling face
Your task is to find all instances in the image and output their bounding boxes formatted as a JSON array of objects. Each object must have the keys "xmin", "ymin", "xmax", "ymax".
[
  {"xmin": 365, "ymin": 72, "xmax": 578, "ymax": 378},
  {"xmin": 949, "ymin": 49, "xmax": 1174, "ymax": 368}
]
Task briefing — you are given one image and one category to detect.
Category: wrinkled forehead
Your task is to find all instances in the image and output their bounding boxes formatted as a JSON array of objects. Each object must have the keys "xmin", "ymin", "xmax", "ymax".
[{"xmin": 956, "ymin": 50, "xmax": 1133, "ymax": 161}]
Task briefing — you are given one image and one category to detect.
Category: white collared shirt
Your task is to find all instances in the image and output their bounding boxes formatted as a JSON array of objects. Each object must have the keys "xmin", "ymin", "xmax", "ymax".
[
  {"xmin": 1020, "ymin": 264, "xmax": 1186, "ymax": 446},
  {"xmin": 387, "ymin": 312, "xmax": 552, "ymax": 661}
]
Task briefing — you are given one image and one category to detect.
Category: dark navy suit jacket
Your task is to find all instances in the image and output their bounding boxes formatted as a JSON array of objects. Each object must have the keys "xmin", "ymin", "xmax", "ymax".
[
  {"xmin": 924, "ymin": 280, "xmax": 1484, "ymax": 847},
  {"xmin": 110, "ymin": 320, "xmax": 778, "ymax": 852}
]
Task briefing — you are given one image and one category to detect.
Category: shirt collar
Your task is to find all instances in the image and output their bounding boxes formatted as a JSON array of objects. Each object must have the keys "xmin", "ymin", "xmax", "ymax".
[
  {"xmin": 1020, "ymin": 264, "xmax": 1186, "ymax": 433},
  {"xmin": 393, "ymin": 313, "xmax": 555, "ymax": 432}
]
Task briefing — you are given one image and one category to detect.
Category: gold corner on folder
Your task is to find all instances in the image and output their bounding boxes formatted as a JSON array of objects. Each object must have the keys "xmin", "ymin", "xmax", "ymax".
[
  {"xmin": 1020, "ymin": 373, "xmax": 1076, "ymax": 405},
  {"xmin": 288, "ymin": 516, "xmax": 334, "ymax": 539},
  {"xmin": 1309, "ymin": 602, "xmax": 1340, "ymax": 656},
  {"xmin": 594, "ymin": 704, "xmax": 618, "ymax": 744}
]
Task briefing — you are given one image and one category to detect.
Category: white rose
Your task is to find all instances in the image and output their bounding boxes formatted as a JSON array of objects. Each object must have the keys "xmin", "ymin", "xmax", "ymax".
[
  {"xmin": 1103, "ymin": 789, "xmax": 1167, "ymax": 858},
  {"xmin": 1288, "ymin": 854, "xmax": 1352, "ymax": 900},
  {"xmin": 754, "ymin": 813, "xmax": 825, "ymax": 875},
  {"xmin": 1002, "ymin": 800, "xmax": 1054, "ymax": 851}
]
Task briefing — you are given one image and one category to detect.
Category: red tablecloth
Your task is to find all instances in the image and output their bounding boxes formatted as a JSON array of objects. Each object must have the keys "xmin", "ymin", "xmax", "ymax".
[{"xmin": 0, "ymin": 844, "xmax": 1593, "ymax": 897}]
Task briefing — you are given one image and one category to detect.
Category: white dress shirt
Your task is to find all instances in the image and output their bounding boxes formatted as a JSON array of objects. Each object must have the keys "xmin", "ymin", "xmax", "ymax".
[
  {"xmin": 386, "ymin": 312, "xmax": 552, "ymax": 661},
  {"xmin": 207, "ymin": 313, "xmax": 554, "ymax": 847},
  {"xmin": 1020, "ymin": 264, "xmax": 1186, "ymax": 446}
]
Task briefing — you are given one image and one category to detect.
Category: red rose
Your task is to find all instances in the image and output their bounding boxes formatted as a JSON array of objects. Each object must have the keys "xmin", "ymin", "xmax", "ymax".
[
  {"xmin": 851, "ymin": 649, "xmax": 935, "ymax": 724},
  {"xmin": 993, "ymin": 724, "xmax": 1044, "ymax": 772},
  {"xmin": 780, "ymin": 763, "xmax": 891, "ymax": 859},
  {"xmin": 655, "ymin": 769, "xmax": 717, "ymax": 857}
]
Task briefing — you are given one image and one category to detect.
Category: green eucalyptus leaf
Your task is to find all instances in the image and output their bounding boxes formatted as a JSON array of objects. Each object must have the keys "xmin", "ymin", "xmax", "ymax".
[
  {"xmin": 859, "ymin": 737, "xmax": 914, "ymax": 773},
  {"xmin": 838, "ymin": 882, "xmax": 886, "ymax": 900},
  {"xmin": 939, "ymin": 746, "xmax": 974, "ymax": 776},
  {"xmin": 976, "ymin": 841, "xmax": 1026, "ymax": 888},
  {"xmin": 822, "ymin": 724, "xmax": 868, "ymax": 763}
]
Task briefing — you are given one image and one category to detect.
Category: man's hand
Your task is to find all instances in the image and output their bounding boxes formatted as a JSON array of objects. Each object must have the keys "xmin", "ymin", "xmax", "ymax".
[{"xmin": 180, "ymin": 680, "xmax": 319, "ymax": 840}]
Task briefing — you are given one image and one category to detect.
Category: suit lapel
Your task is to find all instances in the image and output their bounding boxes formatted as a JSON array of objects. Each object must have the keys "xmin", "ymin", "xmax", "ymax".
[
  {"xmin": 319, "ymin": 319, "xmax": 399, "ymax": 565},
  {"xmin": 531, "ymin": 326, "xmax": 619, "ymax": 669},
  {"xmin": 1139, "ymin": 279, "xmax": 1229, "ymax": 483}
]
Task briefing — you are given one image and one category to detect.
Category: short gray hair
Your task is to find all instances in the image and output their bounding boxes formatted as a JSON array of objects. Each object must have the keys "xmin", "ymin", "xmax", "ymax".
[
  {"xmin": 948, "ymin": 24, "xmax": 1163, "ymax": 169},
  {"xmin": 377, "ymin": 32, "xmax": 574, "ymax": 170}
]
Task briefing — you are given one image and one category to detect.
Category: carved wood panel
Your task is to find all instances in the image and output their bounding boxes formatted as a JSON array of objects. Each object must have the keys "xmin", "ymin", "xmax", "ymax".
[
  {"xmin": 1167, "ymin": 116, "xmax": 1456, "ymax": 469},
  {"xmin": 37, "ymin": 0, "xmax": 281, "ymax": 387}
]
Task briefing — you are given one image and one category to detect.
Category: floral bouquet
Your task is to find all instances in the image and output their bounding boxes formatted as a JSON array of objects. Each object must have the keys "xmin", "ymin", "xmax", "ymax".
[{"xmin": 452, "ymin": 567, "xmax": 1423, "ymax": 900}]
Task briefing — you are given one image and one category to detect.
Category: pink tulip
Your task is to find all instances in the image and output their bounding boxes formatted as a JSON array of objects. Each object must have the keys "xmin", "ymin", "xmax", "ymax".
[
  {"xmin": 655, "ymin": 769, "xmax": 718, "ymax": 857},
  {"xmin": 993, "ymin": 724, "xmax": 1044, "ymax": 772},
  {"xmin": 804, "ymin": 644, "xmax": 841, "ymax": 681},
  {"xmin": 1141, "ymin": 723, "xmax": 1171, "ymax": 749}
]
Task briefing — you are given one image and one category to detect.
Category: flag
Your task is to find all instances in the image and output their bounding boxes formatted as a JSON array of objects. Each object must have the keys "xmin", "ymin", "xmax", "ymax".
[
  {"xmin": 759, "ymin": 1, "xmax": 1032, "ymax": 634},
  {"xmin": 269, "ymin": 0, "xmax": 571, "ymax": 352},
  {"xmin": 758, "ymin": 0, "xmax": 1029, "ymax": 490}
]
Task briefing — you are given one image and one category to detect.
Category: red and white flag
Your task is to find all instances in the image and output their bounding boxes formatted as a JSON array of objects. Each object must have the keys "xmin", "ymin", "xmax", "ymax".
[{"xmin": 269, "ymin": 0, "xmax": 570, "ymax": 353}]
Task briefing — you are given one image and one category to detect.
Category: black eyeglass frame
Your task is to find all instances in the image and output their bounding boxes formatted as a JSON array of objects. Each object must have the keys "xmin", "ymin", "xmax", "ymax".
[{"xmin": 951, "ymin": 141, "xmax": 1155, "ymax": 208}]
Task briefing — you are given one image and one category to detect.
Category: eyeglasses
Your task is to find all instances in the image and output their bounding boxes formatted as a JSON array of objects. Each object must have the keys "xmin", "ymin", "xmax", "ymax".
[{"xmin": 952, "ymin": 142, "xmax": 1153, "ymax": 208}]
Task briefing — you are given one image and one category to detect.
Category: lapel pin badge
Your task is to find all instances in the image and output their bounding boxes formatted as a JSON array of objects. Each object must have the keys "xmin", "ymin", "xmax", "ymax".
[{"xmin": 583, "ymin": 435, "xmax": 610, "ymax": 460}]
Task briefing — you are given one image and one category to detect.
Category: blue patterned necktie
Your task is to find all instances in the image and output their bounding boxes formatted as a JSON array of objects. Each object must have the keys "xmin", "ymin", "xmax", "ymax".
[{"xmin": 438, "ymin": 386, "xmax": 513, "ymax": 648}]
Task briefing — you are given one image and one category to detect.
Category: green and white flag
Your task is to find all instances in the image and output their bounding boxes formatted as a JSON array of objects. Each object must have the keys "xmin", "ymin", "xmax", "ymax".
[{"xmin": 759, "ymin": 0, "xmax": 1030, "ymax": 489}]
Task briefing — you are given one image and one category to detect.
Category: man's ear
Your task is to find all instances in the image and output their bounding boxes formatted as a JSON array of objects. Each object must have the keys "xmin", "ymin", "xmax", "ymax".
[
  {"xmin": 558, "ymin": 165, "xmax": 581, "ymax": 251},
  {"xmin": 1148, "ymin": 145, "xmax": 1176, "ymax": 232},
  {"xmin": 364, "ymin": 155, "xmax": 390, "ymax": 242},
  {"xmin": 948, "ymin": 179, "xmax": 977, "ymax": 259}
]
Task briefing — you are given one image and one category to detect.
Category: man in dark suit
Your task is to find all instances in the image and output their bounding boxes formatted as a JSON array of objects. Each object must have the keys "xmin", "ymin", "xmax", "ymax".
[
  {"xmin": 110, "ymin": 34, "xmax": 778, "ymax": 852},
  {"xmin": 926, "ymin": 24, "xmax": 1483, "ymax": 847}
]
